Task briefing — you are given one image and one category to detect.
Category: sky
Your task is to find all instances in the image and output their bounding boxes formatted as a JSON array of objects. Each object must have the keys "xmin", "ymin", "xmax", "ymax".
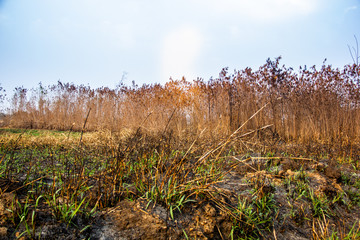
[{"xmin": 0, "ymin": 0, "xmax": 359, "ymax": 98}]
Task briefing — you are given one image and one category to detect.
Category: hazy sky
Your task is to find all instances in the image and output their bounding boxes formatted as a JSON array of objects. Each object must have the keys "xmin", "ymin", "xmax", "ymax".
[{"xmin": 0, "ymin": 0, "xmax": 359, "ymax": 96}]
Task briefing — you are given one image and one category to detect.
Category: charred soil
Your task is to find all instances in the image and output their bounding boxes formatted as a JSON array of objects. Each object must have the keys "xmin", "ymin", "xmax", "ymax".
[{"xmin": 0, "ymin": 130, "xmax": 360, "ymax": 239}]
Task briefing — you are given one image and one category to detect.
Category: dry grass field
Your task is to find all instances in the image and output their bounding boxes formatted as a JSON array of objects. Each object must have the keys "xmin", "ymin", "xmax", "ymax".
[{"xmin": 1, "ymin": 59, "xmax": 360, "ymax": 239}]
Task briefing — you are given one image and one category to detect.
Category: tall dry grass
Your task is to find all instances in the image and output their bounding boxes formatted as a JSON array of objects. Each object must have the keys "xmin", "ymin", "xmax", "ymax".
[{"xmin": 7, "ymin": 58, "xmax": 360, "ymax": 145}]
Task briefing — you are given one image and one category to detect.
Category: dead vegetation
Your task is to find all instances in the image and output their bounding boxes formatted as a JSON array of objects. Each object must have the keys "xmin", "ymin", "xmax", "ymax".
[
  {"xmin": 0, "ymin": 128, "xmax": 359, "ymax": 239},
  {"xmin": 6, "ymin": 58, "xmax": 360, "ymax": 146},
  {"xmin": 0, "ymin": 58, "xmax": 360, "ymax": 239}
]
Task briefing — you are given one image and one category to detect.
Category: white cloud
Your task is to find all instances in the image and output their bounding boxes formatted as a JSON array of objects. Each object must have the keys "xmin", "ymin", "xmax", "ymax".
[
  {"xmin": 161, "ymin": 26, "xmax": 204, "ymax": 81},
  {"xmin": 345, "ymin": 5, "xmax": 358, "ymax": 13}
]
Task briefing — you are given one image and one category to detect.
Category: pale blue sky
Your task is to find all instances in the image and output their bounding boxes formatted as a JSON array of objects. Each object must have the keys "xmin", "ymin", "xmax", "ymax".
[{"xmin": 0, "ymin": 0, "xmax": 359, "ymax": 97}]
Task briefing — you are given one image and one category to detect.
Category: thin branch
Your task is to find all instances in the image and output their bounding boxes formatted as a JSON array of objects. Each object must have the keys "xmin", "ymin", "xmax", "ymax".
[
  {"xmin": 348, "ymin": 35, "xmax": 359, "ymax": 65},
  {"xmin": 79, "ymin": 107, "xmax": 91, "ymax": 144}
]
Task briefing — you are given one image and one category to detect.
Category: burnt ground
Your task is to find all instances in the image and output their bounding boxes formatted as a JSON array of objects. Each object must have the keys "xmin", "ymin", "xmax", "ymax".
[{"xmin": 1, "ymin": 154, "xmax": 360, "ymax": 240}]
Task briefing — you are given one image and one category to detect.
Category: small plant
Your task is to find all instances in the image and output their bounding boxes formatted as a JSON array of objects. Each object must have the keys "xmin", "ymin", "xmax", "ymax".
[
  {"xmin": 343, "ymin": 220, "xmax": 360, "ymax": 239},
  {"xmin": 309, "ymin": 189, "xmax": 331, "ymax": 218},
  {"xmin": 9, "ymin": 195, "xmax": 43, "ymax": 239},
  {"xmin": 45, "ymin": 186, "xmax": 95, "ymax": 226},
  {"xmin": 339, "ymin": 172, "xmax": 352, "ymax": 185},
  {"xmin": 286, "ymin": 202, "xmax": 300, "ymax": 221},
  {"xmin": 144, "ymin": 177, "xmax": 194, "ymax": 220},
  {"xmin": 295, "ymin": 167, "xmax": 309, "ymax": 182},
  {"xmin": 269, "ymin": 165, "xmax": 280, "ymax": 175},
  {"xmin": 346, "ymin": 189, "xmax": 360, "ymax": 207},
  {"xmin": 353, "ymin": 178, "xmax": 360, "ymax": 189},
  {"xmin": 231, "ymin": 197, "xmax": 259, "ymax": 237},
  {"xmin": 230, "ymin": 188, "xmax": 278, "ymax": 239},
  {"xmin": 294, "ymin": 180, "xmax": 309, "ymax": 200},
  {"xmin": 182, "ymin": 229, "xmax": 190, "ymax": 240}
]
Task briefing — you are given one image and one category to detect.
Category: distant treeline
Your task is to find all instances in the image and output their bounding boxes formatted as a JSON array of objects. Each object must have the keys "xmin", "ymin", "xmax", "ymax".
[{"xmin": 7, "ymin": 57, "xmax": 360, "ymax": 144}]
